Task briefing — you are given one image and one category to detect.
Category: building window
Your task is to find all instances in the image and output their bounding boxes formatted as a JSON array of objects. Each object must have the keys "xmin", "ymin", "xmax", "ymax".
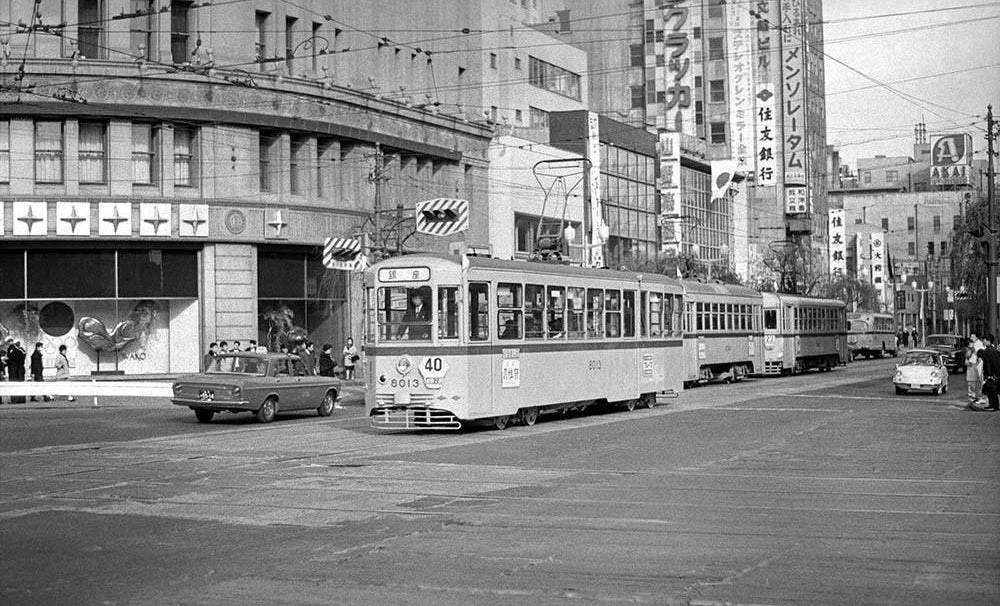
[
  {"xmin": 514, "ymin": 56, "xmax": 522, "ymax": 70},
  {"xmin": 285, "ymin": 16, "xmax": 297, "ymax": 71},
  {"xmin": 514, "ymin": 109, "xmax": 522, "ymax": 123},
  {"xmin": 709, "ymin": 122, "xmax": 726, "ymax": 145},
  {"xmin": 708, "ymin": 37, "xmax": 724, "ymax": 61},
  {"xmin": 316, "ymin": 137, "xmax": 332, "ymax": 198},
  {"xmin": 311, "ymin": 22, "xmax": 322, "ymax": 72},
  {"xmin": 489, "ymin": 53, "xmax": 497, "ymax": 69},
  {"xmin": 927, "ymin": 241, "xmax": 935, "ymax": 257},
  {"xmin": 907, "ymin": 216, "xmax": 915, "ymax": 231},
  {"xmin": 933, "ymin": 215, "xmax": 941, "ymax": 232},
  {"xmin": 863, "ymin": 171, "xmax": 872, "ymax": 183},
  {"xmin": 170, "ymin": 0, "xmax": 192, "ymax": 63},
  {"xmin": 132, "ymin": 123, "xmax": 158, "ymax": 185},
  {"xmin": 78, "ymin": 0, "xmax": 105, "ymax": 59},
  {"xmin": 173, "ymin": 125, "xmax": 195, "ymax": 186},
  {"xmin": 709, "ymin": 79, "xmax": 725, "ymax": 103},
  {"xmin": 289, "ymin": 135, "xmax": 305, "ymax": 195},
  {"xmin": 886, "ymin": 170, "xmax": 898, "ymax": 183},
  {"xmin": 129, "ymin": 0, "xmax": 154, "ymax": 59},
  {"xmin": 693, "ymin": 26, "xmax": 701, "ymax": 39},
  {"xmin": 529, "ymin": 106, "xmax": 549, "ymax": 128},
  {"xmin": 259, "ymin": 131, "xmax": 276, "ymax": 191},
  {"xmin": 35, "ymin": 121, "xmax": 64, "ymax": 183},
  {"xmin": 630, "ymin": 86, "xmax": 645, "ymax": 109},
  {"xmin": 953, "ymin": 215, "xmax": 962, "ymax": 230},
  {"xmin": 694, "ymin": 75, "xmax": 702, "ymax": 88},
  {"xmin": 695, "ymin": 100, "xmax": 703, "ymax": 125},
  {"xmin": 940, "ymin": 241, "xmax": 947, "ymax": 255},
  {"xmin": 629, "ymin": 44, "xmax": 643, "ymax": 68},
  {"xmin": 255, "ymin": 11, "xmax": 269, "ymax": 68},
  {"xmin": 0, "ymin": 120, "xmax": 9, "ymax": 183},
  {"xmin": 854, "ymin": 218, "xmax": 863, "ymax": 225},
  {"xmin": 907, "ymin": 241, "xmax": 915, "ymax": 255},
  {"xmin": 528, "ymin": 56, "xmax": 581, "ymax": 100},
  {"xmin": 515, "ymin": 214, "xmax": 536, "ymax": 255},
  {"xmin": 881, "ymin": 217, "xmax": 889, "ymax": 230},
  {"xmin": 708, "ymin": 1, "xmax": 724, "ymax": 19}
]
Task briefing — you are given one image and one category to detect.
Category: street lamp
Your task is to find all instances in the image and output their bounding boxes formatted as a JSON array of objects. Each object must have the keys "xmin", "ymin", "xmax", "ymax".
[{"xmin": 911, "ymin": 279, "xmax": 934, "ymax": 347}]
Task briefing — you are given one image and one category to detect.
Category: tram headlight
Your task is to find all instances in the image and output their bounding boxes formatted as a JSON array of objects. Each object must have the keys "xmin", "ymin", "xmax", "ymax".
[{"xmin": 396, "ymin": 357, "xmax": 412, "ymax": 375}]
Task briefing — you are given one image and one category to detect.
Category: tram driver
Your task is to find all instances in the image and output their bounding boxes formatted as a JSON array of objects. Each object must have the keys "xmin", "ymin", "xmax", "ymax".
[{"xmin": 397, "ymin": 290, "xmax": 432, "ymax": 340}]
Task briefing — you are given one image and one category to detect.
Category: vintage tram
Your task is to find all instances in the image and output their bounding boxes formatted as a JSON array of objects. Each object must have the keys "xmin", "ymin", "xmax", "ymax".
[
  {"xmin": 761, "ymin": 292, "xmax": 849, "ymax": 375},
  {"xmin": 364, "ymin": 254, "xmax": 685, "ymax": 429},
  {"xmin": 680, "ymin": 280, "xmax": 764, "ymax": 384}
]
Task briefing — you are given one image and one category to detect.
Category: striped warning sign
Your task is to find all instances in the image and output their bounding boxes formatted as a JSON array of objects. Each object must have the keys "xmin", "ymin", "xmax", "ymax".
[
  {"xmin": 323, "ymin": 237, "xmax": 367, "ymax": 271},
  {"xmin": 414, "ymin": 198, "xmax": 469, "ymax": 237}
]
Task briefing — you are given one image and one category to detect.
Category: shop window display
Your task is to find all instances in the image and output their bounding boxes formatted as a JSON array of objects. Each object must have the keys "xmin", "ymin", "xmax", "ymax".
[{"xmin": 258, "ymin": 249, "xmax": 347, "ymax": 352}]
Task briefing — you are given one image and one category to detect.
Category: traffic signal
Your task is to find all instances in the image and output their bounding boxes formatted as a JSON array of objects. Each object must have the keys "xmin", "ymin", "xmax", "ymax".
[
  {"xmin": 415, "ymin": 198, "xmax": 469, "ymax": 236},
  {"xmin": 323, "ymin": 237, "xmax": 367, "ymax": 271}
]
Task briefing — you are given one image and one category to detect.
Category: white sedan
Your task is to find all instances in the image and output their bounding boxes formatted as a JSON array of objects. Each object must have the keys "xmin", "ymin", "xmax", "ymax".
[{"xmin": 893, "ymin": 349, "xmax": 950, "ymax": 396}]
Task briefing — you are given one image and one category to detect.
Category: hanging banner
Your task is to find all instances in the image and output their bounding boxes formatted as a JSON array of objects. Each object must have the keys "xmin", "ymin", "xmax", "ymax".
[
  {"xmin": 727, "ymin": 1, "xmax": 755, "ymax": 173},
  {"xmin": 755, "ymin": 83, "xmax": 777, "ymax": 187},
  {"xmin": 780, "ymin": 0, "xmax": 806, "ymax": 186},
  {"xmin": 657, "ymin": 131, "xmax": 682, "ymax": 253},
  {"xmin": 870, "ymin": 231, "xmax": 887, "ymax": 310},
  {"xmin": 711, "ymin": 160, "xmax": 738, "ymax": 200},
  {"xmin": 587, "ymin": 112, "xmax": 605, "ymax": 268},
  {"xmin": 828, "ymin": 209, "xmax": 846, "ymax": 278}
]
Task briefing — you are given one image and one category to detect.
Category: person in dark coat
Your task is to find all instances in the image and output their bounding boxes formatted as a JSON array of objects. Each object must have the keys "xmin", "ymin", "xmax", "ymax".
[
  {"xmin": 30, "ymin": 342, "xmax": 52, "ymax": 402},
  {"xmin": 7, "ymin": 341, "xmax": 26, "ymax": 404},
  {"xmin": 318, "ymin": 344, "xmax": 338, "ymax": 377},
  {"xmin": 979, "ymin": 334, "xmax": 1000, "ymax": 412},
  {"xmin": 296, "ymin": 340, "xmax": 316, "ymax": 376}
]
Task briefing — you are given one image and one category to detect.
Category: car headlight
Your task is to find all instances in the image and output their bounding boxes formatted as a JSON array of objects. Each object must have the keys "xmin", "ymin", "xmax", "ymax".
[
  {"xmin": 173, "ymin": 384, "xmax": 183, "ymax": 394},
  {"xmin": 894, "ymin": 372, "xmax": 903, "ymax": 381}
]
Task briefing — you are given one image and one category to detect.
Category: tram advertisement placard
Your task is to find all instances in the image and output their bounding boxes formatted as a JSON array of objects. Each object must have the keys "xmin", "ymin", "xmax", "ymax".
[
  {"xmin": 501, "ymin": 348, "xmax": 521, "ymax": 389},
  {"xmin": 419, "ymin": 356, "xmax": 448, "ymax": 390}
]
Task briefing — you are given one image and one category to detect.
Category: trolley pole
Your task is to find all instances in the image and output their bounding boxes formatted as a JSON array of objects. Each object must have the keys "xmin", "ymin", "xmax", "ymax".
[{"xmin": 986, "ymin": 105, "xmax": 998, "ymax": 339}]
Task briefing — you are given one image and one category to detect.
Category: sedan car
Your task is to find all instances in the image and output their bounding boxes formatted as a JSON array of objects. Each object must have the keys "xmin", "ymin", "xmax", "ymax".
[
  {"xmin": 893, "ymin": 349, "xmax": 949, "ymax": 395},
  {"xmin": 923, "ymin": 334, "xmax": 969, "ymax": 373},
  {"xmin": 172, "ymin": 353, "xmax": 340, "ymax": 423}
]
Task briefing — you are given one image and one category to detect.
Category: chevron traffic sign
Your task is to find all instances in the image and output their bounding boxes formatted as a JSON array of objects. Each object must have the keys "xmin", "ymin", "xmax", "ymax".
[
  {"xmin": 414, "ymin": 198, "xmax": 469, "ymax": 237},
  {"xmin": 323, "ymin": 237, "xmax": 367, "ymax": 271}
]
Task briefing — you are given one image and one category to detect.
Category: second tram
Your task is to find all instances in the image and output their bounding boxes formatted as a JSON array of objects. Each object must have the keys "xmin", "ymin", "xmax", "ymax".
[
  {"xmin": 761, "ymin": 293, "xmax": 848, "ymax": 374},
  {"xmin": 680, "ymin": 280, "xmax": 763, "ymax": 384}
]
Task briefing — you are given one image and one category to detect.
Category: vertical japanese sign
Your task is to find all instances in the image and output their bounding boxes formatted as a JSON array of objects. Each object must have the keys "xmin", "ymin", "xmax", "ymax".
[
  {"xmin": 501, "ymin": 348, "xmax": 521, "ymax": 388},
  {"xmin": 755, "ymin": 83, "xmax": 777, "ymax": 186},
  {"xmin": 785, "ymin": 186, "xmax": 807, "ymax": 214},
  {"xmin": 587, "ymin": 112, "xmax": 605, "ymax": 268},
  {"xmin": 662, "ymin": 0, "xmax": 694, "ymax": 134},
  {"xmin": 855, "ymin": 234, "xmax": 867, "ymax": 282},
  {"xmin": 727, "ymin": 2, "xmax": 755, "ymax": 173},
  {"xmin": 658, "ymin": 131, "xmax": 682, "ymax": 254},
  {"xmin": 754, "ymin": 0, "xmax": 775, "ymax": 82},
  {"xmin": 870, "ymin": 231, "xmax": 887, "ymax": 310},
  {"xmin": 929, "ymin": 133, "xmax": 973, "ymax": 186},
  {"xmin": 780, "ymin": 0, "xmax": 806, "ymax": 186},
  {"xmin": 828, "ymin": 209, "xmax": 846, "ymax": 278}
]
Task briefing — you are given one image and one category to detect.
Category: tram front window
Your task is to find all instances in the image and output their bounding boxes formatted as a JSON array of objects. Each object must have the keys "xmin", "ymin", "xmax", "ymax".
[{"xmin": 378, "ymin": 285, "xmax": 432, "ymax": 341}]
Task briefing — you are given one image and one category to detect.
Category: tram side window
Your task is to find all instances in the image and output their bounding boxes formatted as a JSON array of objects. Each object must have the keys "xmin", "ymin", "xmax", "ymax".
[
  {"xmin": 547, "ymin": 286, "xmax": 566, "ymax": 338},
  {"xmin": 764, "ymin": 309, "xmax": 777, "ymax": 330},
  {"xmin": 468, "ymin": 282, "xmax": 490, "ymax": 341},
  {"xmin": 604, "ymin": 290, "xmax": 621, "ymax": 338},
  {"xmin": 438, "ymin": 286, "xmax": 459, "ymax": 339},
  {"xmin": 662, "ymin": 293, "xmax": 674, "ymax": 335},
  {"xmin": 673, "ymin": 295, "xmax": 683, "ymax": 336},
  {"xmin": 649, "ymin": 293, "xmax": 662, "ymax": 336},
  {"xmin": 587, "ymin": 289, "xmax": 604, "ymax": 338},
  {"xmin": 640, "ymin": 292, "xmax": 648, "ymax": 337},
  {"xmin": 378, "ymin": 285, "xmax": 432, "ymax": 341},
  {"xmin": 567, "ymin": 287, "xmax": 585, "ymax": 339},
  {"xmin": 497, "ymin": 282, "xmax": 522, "ymax": 340},
  {"xmin": 525, "ymin": 284, "xmax": 545, "ymax": 339},
  {"xmin": 623, "ymin": 290, "xmax": 636, "ymax": 338},
  {"xmin": 711, "ymin": 303, "xmax": 719, "ymax": 331}
]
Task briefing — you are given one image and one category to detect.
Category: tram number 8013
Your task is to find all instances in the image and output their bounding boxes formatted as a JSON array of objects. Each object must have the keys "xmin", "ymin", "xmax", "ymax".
[{"xmin": 388, "ymin": 378, "xmax": 421, "ymax": 389}]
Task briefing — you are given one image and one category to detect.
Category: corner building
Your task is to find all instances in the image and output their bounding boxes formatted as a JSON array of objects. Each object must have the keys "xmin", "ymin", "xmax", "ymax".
[{"xmin": 0, "ymin": 0, "xmax": 491, "ymax": 375}]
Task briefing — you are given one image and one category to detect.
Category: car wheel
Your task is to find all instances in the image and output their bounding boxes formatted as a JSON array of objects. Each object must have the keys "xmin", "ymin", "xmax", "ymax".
[
  {"xmin": 895, "ymin": 386, "xmax": 906, "ymax": 395},
  {"xmin": 317, "ymin": 391, "xmax": 336, "ymax": 417},
  {"xmin": 194, "ymin": 409, "xmax": 214, "ymax": 423},
  {"xmin": 256, "ymin": 397, "xmax": 277, "ymax": 423}
]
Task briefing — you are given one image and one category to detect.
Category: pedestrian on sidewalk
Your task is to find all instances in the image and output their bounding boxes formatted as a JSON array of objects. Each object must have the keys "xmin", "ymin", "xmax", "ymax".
[
  {"xmin": 318, "ymin": 344, "xmax": 338, "ymax": 377},
  {"xmin": 203, "ymin": 342, "xmax": 219, "ymax": 371},
  {"xmin": 54, "ymin": 344, "xmax": 75, "ymax": 401},
  {"xmin": 343, "ymin": 337, "xmax": 359, "ymax": 381},
  {"xmin": 979, "ymin": 334, "xmax": 1000, "ymax": 412},
  {"xmin": 7, "ymin": 340, "xmax": 26, "ymax": 404},
  {"xmin": 30, "ymin": 342, "xmax": 52, "ymax": 402},
  {"xmin": 966, "ymin": 342, "xmax": 983, "ymax": 406}
]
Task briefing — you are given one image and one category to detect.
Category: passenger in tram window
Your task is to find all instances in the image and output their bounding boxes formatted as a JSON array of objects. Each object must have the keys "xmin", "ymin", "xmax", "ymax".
[
  {"xmin": 548, "ymin": 314, "xmax": 564, "ymax": 339},
  {"xmin": 500, "ymin": 314, "xmax": 520, "ymax": 339},
  {"xmin": 397, "ymin": 291, "xmax": 431, "ymax": 340}
]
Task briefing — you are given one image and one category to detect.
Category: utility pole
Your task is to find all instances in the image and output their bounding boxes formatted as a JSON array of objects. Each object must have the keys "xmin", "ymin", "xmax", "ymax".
[{"xmin": 987, "ymin": 105, "xmax": 998, "ymax": 339}]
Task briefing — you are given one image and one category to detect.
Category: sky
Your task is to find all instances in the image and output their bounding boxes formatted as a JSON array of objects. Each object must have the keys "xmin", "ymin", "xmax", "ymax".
[{"xmin": 822, "ymin": 0, "xmax": 1000, "ymax": 167}]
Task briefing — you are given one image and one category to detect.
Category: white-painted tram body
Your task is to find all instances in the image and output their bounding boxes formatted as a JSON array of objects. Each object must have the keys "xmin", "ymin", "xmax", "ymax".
[
  {"xmin": 761, "ymin": 292, "xmax": 849, "ymax": 375},
  {"xmin": 364, "ymin": 255, "xmax": 684, "ymax": 429},
  {"xmin": 679, "ymin": 280, "xmax": 764, "ymax": 384}
]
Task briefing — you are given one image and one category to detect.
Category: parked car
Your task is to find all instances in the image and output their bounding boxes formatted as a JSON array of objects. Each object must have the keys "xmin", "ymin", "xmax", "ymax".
[
  {"xmin": 172, "ymin": 353, "xmax": 340, "ymax": 423},
  {"xmin": 923, "ymin": 334, "xmax": 969, "ymax": 373},
  {"xmin": 893, "ymin": 349, "xmax": 949, "ymax": 395}
]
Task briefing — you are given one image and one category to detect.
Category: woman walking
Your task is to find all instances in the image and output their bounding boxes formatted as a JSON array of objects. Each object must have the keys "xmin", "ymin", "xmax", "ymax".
[{"xmin": 55, "ymin": 344, "xmax": 74, "ymax": 401}]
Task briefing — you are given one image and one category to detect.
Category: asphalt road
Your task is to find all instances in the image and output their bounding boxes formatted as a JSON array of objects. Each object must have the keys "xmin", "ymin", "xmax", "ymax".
[{"xmin": 1, "ymin": 359, "xmax": 998, "ymax": 605}]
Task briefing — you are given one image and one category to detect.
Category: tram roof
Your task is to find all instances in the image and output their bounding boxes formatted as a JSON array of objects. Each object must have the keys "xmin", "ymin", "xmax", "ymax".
[
  {"xmin": 679, "ymin": 279, "xmax": 761, "ymax": 298},
  {"xmin": 761, "ymin": 291, "xmax": 847, "ymax": 307},
  {"xmin": 370, "ymin": 254, "xmax": 681, "ymax": 286}
]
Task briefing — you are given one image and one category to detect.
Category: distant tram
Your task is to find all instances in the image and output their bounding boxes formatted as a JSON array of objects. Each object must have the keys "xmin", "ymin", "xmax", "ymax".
[
  {"xmin": 847, "ymin": 312, "xmax": 898, "ymax": 359},
  {"xmin": 364, "ymin": 255, "xmax": 684, "ymax": 430},
  {"xmin": 761, "ymin": 293, "xmax": 848, "ymax": 374},
  {"xmin": 680, "ymin": 280, "xmax": 763, "ymax": 384}
]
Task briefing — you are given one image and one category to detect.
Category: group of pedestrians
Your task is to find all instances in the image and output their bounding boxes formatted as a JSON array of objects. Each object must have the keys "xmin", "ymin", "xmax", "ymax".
[
  {"xmin": 966, "ymin": 333, "xmax": 1000, "ymax": 411},
  {"xmin": 202, "ymin": 336, "xmax": 360, "ymax": 381},
  {"xmin": 0, "ymin": 340, "xmax": 74, "ymax": 404}
]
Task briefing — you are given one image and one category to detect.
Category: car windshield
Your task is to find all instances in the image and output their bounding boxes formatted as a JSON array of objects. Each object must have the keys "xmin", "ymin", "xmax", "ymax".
[
  {"xmin": 205, "ymin": 355, "xmax": 266, "ymax": 375},
  {"xmin": 902, "ymin": 352, "xmax": 938, "ymax": 366},
  {"xmin": 926, "ymin": 336, "xmax": 958, "ymax": 347}
]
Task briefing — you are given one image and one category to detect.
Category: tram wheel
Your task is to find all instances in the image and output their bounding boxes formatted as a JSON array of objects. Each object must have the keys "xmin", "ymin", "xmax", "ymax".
[
  {"xmin": 643, "ymin": 393, "xmax": 656, "ymax": 409},
  {"xmin": 492, "ymin": 415, "xmax": 511, "ymax": 430},
  {"xmin": 518, "ymin": 407, "xmax": 539, "ymax": 426},
  {"xmin": 623, "ymin": 399, "xmax": 638, "ymax": 412}
]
